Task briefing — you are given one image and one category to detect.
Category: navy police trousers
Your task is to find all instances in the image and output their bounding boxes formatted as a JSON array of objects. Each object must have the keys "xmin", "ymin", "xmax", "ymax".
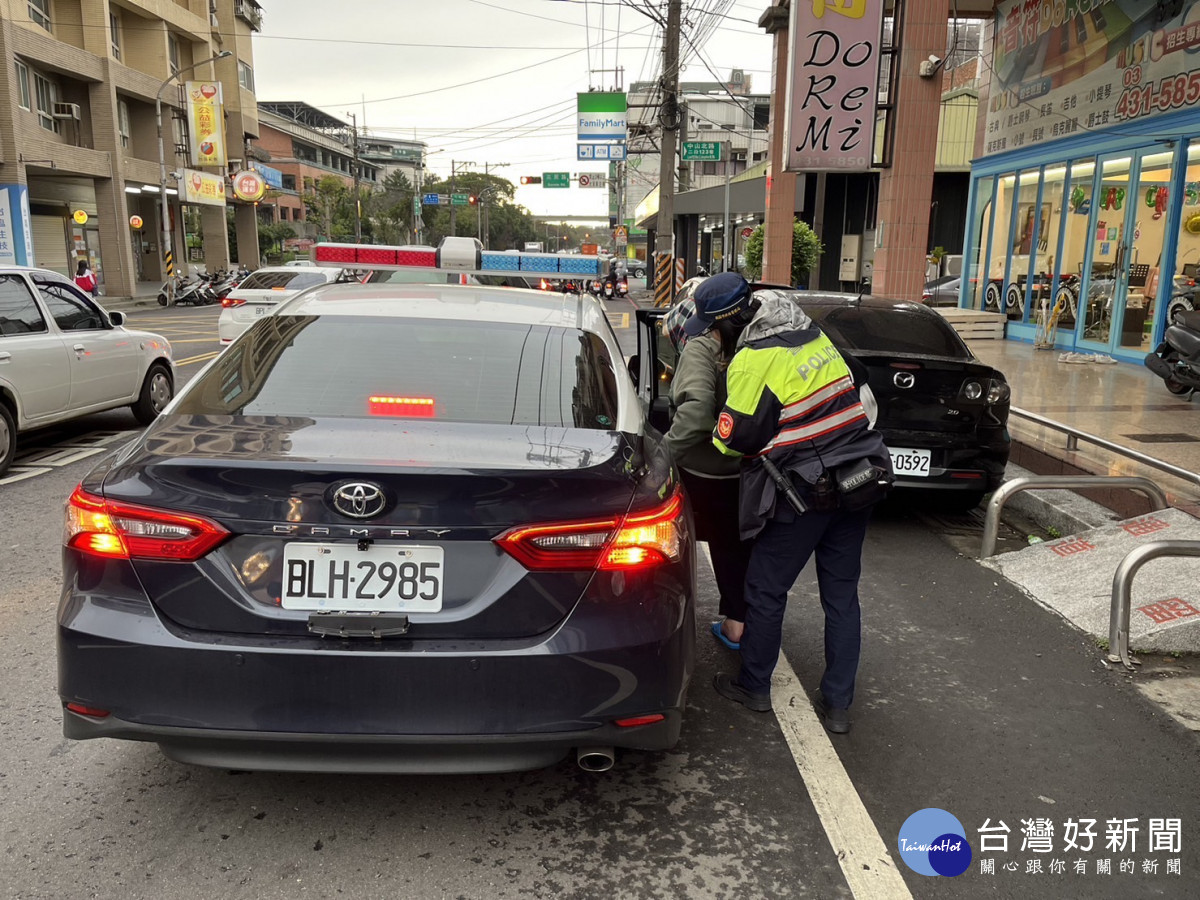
[{"xmin": 737, "ymin": 506, "xmax": 872, "ymax": 708}]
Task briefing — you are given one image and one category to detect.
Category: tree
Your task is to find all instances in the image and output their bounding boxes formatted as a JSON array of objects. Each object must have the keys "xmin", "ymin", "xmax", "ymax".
[
  {"xmin": 369, "ymin": 170, "xmax": 415, "ymax": 245},
  {"xmin": 303, "ymin": 175, "xmax": 349, "ymax": 240},
  {"xmin": 743, "ymin": 220, "xmax": 823, "ymax": 286}
]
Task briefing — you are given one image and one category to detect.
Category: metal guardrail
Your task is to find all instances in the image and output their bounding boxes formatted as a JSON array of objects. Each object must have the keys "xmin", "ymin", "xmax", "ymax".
[
  {"xmin": 1009, "ymin": 407, "xmax": 1200, "ymax": 489},
  {"xmin": 979, "ymin": 475, "xmax": 1169, "ymax": 559},
  {"xmin": 1109, "ymin": 541, "xmax": 1200, "ymax": 670}
]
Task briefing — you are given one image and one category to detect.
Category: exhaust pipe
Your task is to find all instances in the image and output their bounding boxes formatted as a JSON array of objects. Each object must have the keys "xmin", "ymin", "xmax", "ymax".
[{"xmin": 576, "ymin": 746, "xmax": 615, "ymax": 773}]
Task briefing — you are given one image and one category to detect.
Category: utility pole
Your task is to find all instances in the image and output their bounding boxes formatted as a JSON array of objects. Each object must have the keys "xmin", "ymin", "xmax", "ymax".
[
  {"xmin": 450, "ymin": 160, "xmax": 475, "ymax": 235},
  {"xmin": 654, "ymin": 0, "xmax": 682, "ymax": 306},
  {"xmin": 677, "ymin": 100, "xmax": 689, "ymax": 193},
  {"xmin": 482, "ymin": 162, "xmax": 509, "ymax": 249},
  {"xmin": 348, "ymin": 112, "xmax": 362, "ymax": 242}
]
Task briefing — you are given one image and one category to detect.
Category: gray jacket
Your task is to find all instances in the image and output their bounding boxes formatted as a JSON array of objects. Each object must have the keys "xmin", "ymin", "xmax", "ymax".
[{"xmin": 664, "ymin": 332, "xmax": 740, "ymax": 477}]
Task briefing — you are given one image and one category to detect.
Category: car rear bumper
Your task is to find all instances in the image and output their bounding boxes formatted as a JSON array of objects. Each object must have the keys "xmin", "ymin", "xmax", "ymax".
[
  {"xmin": 61, "ymin": 708, "xmax": 683, "ymax": 774},
  {"xmin": 886, "ymin": 426, "xmax": 1010, "ymax": 492},
  {"xmin": 58, "ymin": 581, "xmax": 694, "ymax": 771}
]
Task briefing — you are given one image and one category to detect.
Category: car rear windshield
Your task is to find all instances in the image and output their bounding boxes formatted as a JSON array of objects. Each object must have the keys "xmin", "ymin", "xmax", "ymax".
[
  {"xmin": 808, "ymin": 306, "xmax": 969, "ymax": 359},
  {"xmin": 175, "ymin": 315, "xmax": 621, "ymax": 429},
  {"xmin": 237, "ymin": 271, "xmax": 329, "ymax": 291}
]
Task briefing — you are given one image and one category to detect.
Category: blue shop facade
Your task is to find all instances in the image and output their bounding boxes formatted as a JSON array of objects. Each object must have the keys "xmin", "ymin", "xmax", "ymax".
[{"xmin": 961, "ymin": 0, "xmax": 1200, "ymax": 363}]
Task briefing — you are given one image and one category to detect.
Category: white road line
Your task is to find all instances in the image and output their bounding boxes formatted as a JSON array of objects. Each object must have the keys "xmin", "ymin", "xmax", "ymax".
[{"xmin": 700, "ymin": 545, "xmax": 912, "ymax": 900}]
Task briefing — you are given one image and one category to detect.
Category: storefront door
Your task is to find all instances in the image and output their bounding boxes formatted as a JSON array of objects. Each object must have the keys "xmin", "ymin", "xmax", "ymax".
[{"xmin": 1077, "ymin": 148, "xmax": 1176, "ymax": 356}]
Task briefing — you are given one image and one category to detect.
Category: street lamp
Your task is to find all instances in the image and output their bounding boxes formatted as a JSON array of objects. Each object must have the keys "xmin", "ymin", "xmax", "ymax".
[{"xmin": 156, "ymin": 49, "xmax": 232, "ymax": 305}]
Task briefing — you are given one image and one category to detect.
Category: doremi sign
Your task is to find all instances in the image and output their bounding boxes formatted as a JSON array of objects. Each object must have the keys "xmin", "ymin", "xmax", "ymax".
[
  {"xmin": 783, "ymin": 0, "xmax": 883, "ymax": 172},
  {"xmin": 543, "ymin": 172, "xmax": 571, "ymax": 189},
  {"xmin": 682, "ymin": 141, "xmax": 723, "ymax": 162}
]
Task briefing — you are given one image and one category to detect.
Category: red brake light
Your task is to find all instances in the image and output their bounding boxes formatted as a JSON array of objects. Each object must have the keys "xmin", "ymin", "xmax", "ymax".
[
  {"xmin": 221, "ymin": 296, "xmax": 246, "ymax": 308},
  {"xmin": 66, "ymin": 703, "xmax": 110, "ymax": 718},
  {"xmin": 65, "ymin": 486, "xmax": 229, "ymax": 561},
  {"xmin": 615, "ymin": 714, "xmax": 665, "ymax": 728},
  {"xmin": 368, "ymin": 396, "xmax": 436, "ymax": 418},
  {"xmin": 495, "ymin": 488, "xmax": 684, "ymax": 572}
]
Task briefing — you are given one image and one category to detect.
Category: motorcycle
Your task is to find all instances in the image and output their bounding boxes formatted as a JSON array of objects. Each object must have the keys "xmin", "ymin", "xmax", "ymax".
[
  {"xmin": 1144, "ymin": 308, "xmax": 1200, "ymax": 397},
  {"xmin": 603, "ymin": 279, "xmax": 614, "ymax": 300},
  {"xmin": 589, "ymin": 278, "xmax": 604, "ymax": 297},
  {"xmin": 615, "ymin": 276, "xmax": 629, "ymax": 299}
]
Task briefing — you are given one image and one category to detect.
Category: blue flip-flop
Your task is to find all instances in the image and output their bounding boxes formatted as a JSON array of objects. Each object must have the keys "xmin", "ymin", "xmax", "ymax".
[{"xmin": 711, "ymin": 621, "xmax": 741, "ymax": 651}]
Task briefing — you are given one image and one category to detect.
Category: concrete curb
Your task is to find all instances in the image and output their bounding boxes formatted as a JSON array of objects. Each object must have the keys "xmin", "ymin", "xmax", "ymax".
[{"xmin": 98, "ymin": 296, "xmax": 164, "ymax": 314}]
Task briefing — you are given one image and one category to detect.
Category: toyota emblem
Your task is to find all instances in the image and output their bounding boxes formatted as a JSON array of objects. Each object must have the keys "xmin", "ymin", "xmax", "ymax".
[
  {"xmin": 893, "ymin": 372, "xmax": 916, "ymax": 389},
  {"xmin": 330, "ymin": 482, "xmax": 387, "ymax": 519}
]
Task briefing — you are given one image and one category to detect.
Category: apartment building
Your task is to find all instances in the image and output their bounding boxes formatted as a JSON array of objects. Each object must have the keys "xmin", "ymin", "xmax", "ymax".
[
  {"xmin": 253, "ymin": 101, "xmax": 380, "ymax": 234},
  {"xmin": 0, "ymin": 0, "xmax": 262, "ymax": 297}
]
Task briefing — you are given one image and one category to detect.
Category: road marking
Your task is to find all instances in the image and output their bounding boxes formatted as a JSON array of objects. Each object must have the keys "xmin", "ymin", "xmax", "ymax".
[
  {"xmin": 175, "ymin": 351, "xmax": 220, "ymax": 366},
  {"xmin": 163, "ymin": 337, "xmax": 221, "ymax": 344},
  {"xmin": 700, "ymin": 545, "xmax": 912, "ymax": 900},
  {"xmin": 606, "ymin": 311, "xmax": 630, "ymax": 329}
]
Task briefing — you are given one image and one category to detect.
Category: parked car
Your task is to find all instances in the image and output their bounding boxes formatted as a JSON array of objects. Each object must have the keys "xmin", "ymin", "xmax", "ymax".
[
  {"xmin": 59, "ymin": 268, "xmax": 694, "ymax": 774},
  {"xmin": 633, "ymin": 287, "xmax": 1011, "ymax": 511},
  {"xmin": 792, "ymin": 292, "xmax": 1010, "ymax": 509},
  {"xmin": 0, "ymin": 266, "xmax": 173, "ymax": 476},
  {"xmin": 921, "ymin": 275, "xmax": 961, "ymax": 307},
  {"xmin": 217, "ymin": 266, "xmax": 352, "ymax": 344}
]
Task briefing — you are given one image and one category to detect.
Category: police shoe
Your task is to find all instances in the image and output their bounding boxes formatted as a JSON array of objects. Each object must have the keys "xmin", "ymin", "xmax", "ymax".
[
  {"xmin": 713, "ymin": 673, "xmax": 772, "ymax": 712},
  {"xmin": 813, "ymin": 692, "xmax": 851, "ymax": 734}
]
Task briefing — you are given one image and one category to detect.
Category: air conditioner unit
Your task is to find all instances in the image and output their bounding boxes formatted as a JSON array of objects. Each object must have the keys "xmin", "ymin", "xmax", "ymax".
[
  {"xmin": 733, "ymin": 151, "xmax": 747, "ymax": 161},
  {"xmin": 52, "ymin": 102, "xmax": 81, "ymax": 121}
]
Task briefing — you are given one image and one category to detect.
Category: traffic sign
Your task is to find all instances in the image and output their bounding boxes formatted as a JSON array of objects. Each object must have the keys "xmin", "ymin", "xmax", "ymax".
[
  {"xmin": 613, "ymin": 225, "xmax": 628, "ymax": 242},
  {"xmin": 578, "ymin": 172, "xmax": 606, "ymax": 189},
  {"xmin": 741, "ymin": 226, "xmax": 755, "ymax": 238},
  {"xmin": 438, "ymin": 194, "xmax": 450, "ymax": 205},
  {"xmin": 543, "ymin": 172, "xmax": 570, "ymax": 189},
  {"xmin": 422, "ymin": 192, "xmax": 439, "ymax": 205},
  {"xmin": 451, "ymin": 193, "xmax": 469, "ymax": 206},
  {"xmin": 682, "ymin": 141, "xmax": 723, "ymax": 161}
]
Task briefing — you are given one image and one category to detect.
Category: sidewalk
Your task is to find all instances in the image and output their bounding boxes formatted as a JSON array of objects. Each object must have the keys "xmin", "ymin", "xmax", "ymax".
[
  {"xmin": 98, "ymin": 280, "xmax": 165, "ymax": 313},
  {"xmin": 966, "ymin": 337, "xmax": 1200, "ymax": 511}
]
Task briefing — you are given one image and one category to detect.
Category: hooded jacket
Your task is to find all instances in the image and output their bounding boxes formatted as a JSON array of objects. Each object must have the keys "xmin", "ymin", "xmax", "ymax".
[
  {"xmin": 712, "ymin": 291, "xmax": 891, "ymax": 538},
  {"xmin": 663, "ymin": 332, "xmax": 740, "ymax": 478}
]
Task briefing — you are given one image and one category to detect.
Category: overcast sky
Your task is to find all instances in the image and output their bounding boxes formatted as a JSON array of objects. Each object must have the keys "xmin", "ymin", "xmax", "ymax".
[{"xmin": 252, "ymin": 0, "xmax": 773, "ymax": 219}]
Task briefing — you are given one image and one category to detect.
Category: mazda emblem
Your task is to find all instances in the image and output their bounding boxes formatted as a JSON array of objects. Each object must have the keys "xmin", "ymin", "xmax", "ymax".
[
  {"xmin": 893, "ymin": 372, "xmax": 916, "ymax": 389},
  {"xmin": 330, "ymin": 482, "xmax": 387, "ymax": 519}
]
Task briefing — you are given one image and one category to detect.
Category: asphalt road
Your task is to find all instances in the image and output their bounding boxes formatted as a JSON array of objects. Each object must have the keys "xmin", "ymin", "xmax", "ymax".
[{"xmin": 3, "ymin": 304, "xmax": 1199, "ymax": 899}]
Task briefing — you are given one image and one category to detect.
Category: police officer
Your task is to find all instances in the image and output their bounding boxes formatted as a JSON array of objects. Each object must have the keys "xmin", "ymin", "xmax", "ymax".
[{"xmin": 687, "ymin": 277, "xmax": 890, "ymax": 734}]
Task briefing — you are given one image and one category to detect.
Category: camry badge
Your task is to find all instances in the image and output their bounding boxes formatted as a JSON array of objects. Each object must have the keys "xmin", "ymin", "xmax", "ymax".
[
  {"xmin": 330, "ymin": 482, "xmax": 387, "ymax": 519},
  {"xmin": 893, "ymin": 372, "xmax": 916, "ymax": 389}
]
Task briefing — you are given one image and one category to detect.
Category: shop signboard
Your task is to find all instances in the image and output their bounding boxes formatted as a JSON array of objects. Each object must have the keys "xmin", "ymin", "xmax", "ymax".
[
  {"xmin": 577, "ymin": 92, "xmax": 627, "ymax": 141},
  {"xmin": 182, "ymin": 169, "xmax": 227, "ymax": 207},
  {"xmin": 0, "ymin": 186, "xmax": 34, "ymax": 266},
  {"xmin": 783, "ymin": 0, "xmax": 884, "ymax": 172},
  {"xmin": 249, "ymin": 162, "xmax": 284, "ymax": 190},
  {"xmin": 185, "ymin": 81, "xmax": 227, "ymax": 167},
  {"xmin": 232, "ymin": 170, "xmax": 266, "ymax": 202},
  {"xmin": 985, "ymin": 0, "xmax": 1200, "ymax": 155}
]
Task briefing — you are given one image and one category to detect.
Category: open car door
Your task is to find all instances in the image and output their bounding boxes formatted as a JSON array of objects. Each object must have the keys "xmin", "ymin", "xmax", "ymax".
[{"xmin": 632, "ymin": 308, "xmax": 673, "ymax": 434}]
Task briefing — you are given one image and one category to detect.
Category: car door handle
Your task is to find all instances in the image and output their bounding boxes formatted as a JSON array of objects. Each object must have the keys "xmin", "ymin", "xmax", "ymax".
[{"xmin": 73, "ymin": 343, "xmax": 86, "ymax": 355}]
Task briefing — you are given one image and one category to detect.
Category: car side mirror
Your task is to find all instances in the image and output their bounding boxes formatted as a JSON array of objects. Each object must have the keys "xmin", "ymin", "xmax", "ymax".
[
  {"xmin": 108, "ymin": 310, "xmax": 126, "ymax": 327},
  {"xmin": 627, "ymin": 354, "xmax": 640, "ymax": 389}
]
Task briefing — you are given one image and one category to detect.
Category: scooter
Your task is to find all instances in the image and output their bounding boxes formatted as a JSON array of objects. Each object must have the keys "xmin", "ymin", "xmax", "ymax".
[
  {"xmin": 615, "ymin": 276, "xmax": 629, "ymax": 299},
  {"xmin": 603, "ymin": 279, "xmax": 614, "ymax": 300},
  {"xmin": 1144, "ymin": 309, "xmax": 1200, "ymax": 398}
]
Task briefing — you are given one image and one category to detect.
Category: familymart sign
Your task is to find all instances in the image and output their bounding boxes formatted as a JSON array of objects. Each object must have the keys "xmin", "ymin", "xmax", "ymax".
[{"xmin": 577, "ymin": 92, "xmax": 627, "ymax": 141}]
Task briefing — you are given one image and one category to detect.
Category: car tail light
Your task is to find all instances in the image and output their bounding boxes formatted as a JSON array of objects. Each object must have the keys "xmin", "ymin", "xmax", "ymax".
[
  {"xmin": 495, "ymin": 488, "xmax": 684, "ymax": 572},
  {"xmin": 921, "ymin": 290, "xmax": 932, "ymax": 302},
  {"xmin": 615, "ymin": 713, "xmax": 665, "ymax": 728},
  {"xmin": 961, "ymin": 380, "xmax": 983, "ymax": 400},
  {"xmin": 66, "ymin": 702, "xmax": 110, "ymax": 718},
  {"xmin": 221, "ymin": 296, "xmax": 246, "ymax": 308},
  {"xmin": 986, "ymin": 379, "xmax": 1010, "ymax": 405},
  {"xmin": 368, "ymin": 396, "xmax": 436, "ymax": 418},
  {"xmin": 65, "ymin": 486, "xmax": 229, "ymax": 561}
]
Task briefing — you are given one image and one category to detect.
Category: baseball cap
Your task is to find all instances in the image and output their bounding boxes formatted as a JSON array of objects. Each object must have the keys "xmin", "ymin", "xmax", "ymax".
[{"xmin": 682, "ymin": 272, "xmax": 752, "ymax": 336}]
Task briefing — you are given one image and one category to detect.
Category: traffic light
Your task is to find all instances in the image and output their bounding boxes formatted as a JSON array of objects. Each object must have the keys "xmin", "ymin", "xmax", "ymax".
[
  {"xmin": 519, "ymin": 176, "xmax": 542, "ymax": 185},
  {"xmin": 468, "ymin": 195, "xmax": 478, "ymax": 205}
]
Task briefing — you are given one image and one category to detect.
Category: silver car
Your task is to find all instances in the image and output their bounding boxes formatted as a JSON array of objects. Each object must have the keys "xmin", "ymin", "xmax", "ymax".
[{"xmin": 0, "ymin": 266, "xmax": 173, "ymax": 476}]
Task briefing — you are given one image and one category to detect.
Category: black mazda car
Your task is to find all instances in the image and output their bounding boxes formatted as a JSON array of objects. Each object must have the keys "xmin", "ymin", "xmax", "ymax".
[{"xmin": 58, "ymin": 271, "xmax": 695, "ymax": 774}]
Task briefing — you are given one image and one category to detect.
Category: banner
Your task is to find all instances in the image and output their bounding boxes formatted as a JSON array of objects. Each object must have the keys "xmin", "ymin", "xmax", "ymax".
[
  {"xmin": 577, "ymin": 92, "xmax": 627, "ymax": 141},
  {"xmin": 783, "ymin": 0, "xmax": 885, "ymax": 172},
  {"xmin": 985, "ymin": 0, "xmax": 1200, "ymax": 155},
  {"xmin": 186, "ymin": 81, "xmax": 227, "ymax": 167},
  {"xmin": 182, "ymin": 169, "xmax": 226, "ymax": 206},
  {"xmin": 249, "ymin": 161, "xmax": 283, "ymax": 189},
  {"xmin": 0, "ymin": 185, "xmax": 34, "ymax": 266}
]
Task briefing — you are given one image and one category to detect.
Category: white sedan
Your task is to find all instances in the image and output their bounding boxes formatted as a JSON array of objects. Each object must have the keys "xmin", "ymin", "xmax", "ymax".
[
  {"xmin": 0, "ymin": 266, "xmax": 173, "ymax": 476},
  {"xmin": 217, "ymin": 266, "xmax": 353, "ymax": 345}
]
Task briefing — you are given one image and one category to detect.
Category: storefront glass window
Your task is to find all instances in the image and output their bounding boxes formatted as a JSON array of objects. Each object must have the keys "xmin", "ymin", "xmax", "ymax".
[
  {"xmin": 1006, "ymin": 169, "xmax": 1044, "ymax": 320},
  {"xmin": 965, "ymin": 175, "xmax": 994, "ymax": 310},
  {"xmin": 1052, "ymin": 158, "xmax": 1095, "ymax": 328},
  {"xmin": 1081, "ymin": 155, "xmax": 1131, "ymax": 342},
  {"xmin": 984, "ymin": 172, "xmax": 1016, "ymax": 312},
  {"xmin": 1174, "ymin": 142, "xmax": 1200, "ymax": 325}
]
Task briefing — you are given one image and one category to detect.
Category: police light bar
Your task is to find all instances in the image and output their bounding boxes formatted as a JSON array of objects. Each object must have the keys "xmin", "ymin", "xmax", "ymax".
[{"xmin": 313, "ymin": 236, "xmax": 601, "ymax": 278}]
